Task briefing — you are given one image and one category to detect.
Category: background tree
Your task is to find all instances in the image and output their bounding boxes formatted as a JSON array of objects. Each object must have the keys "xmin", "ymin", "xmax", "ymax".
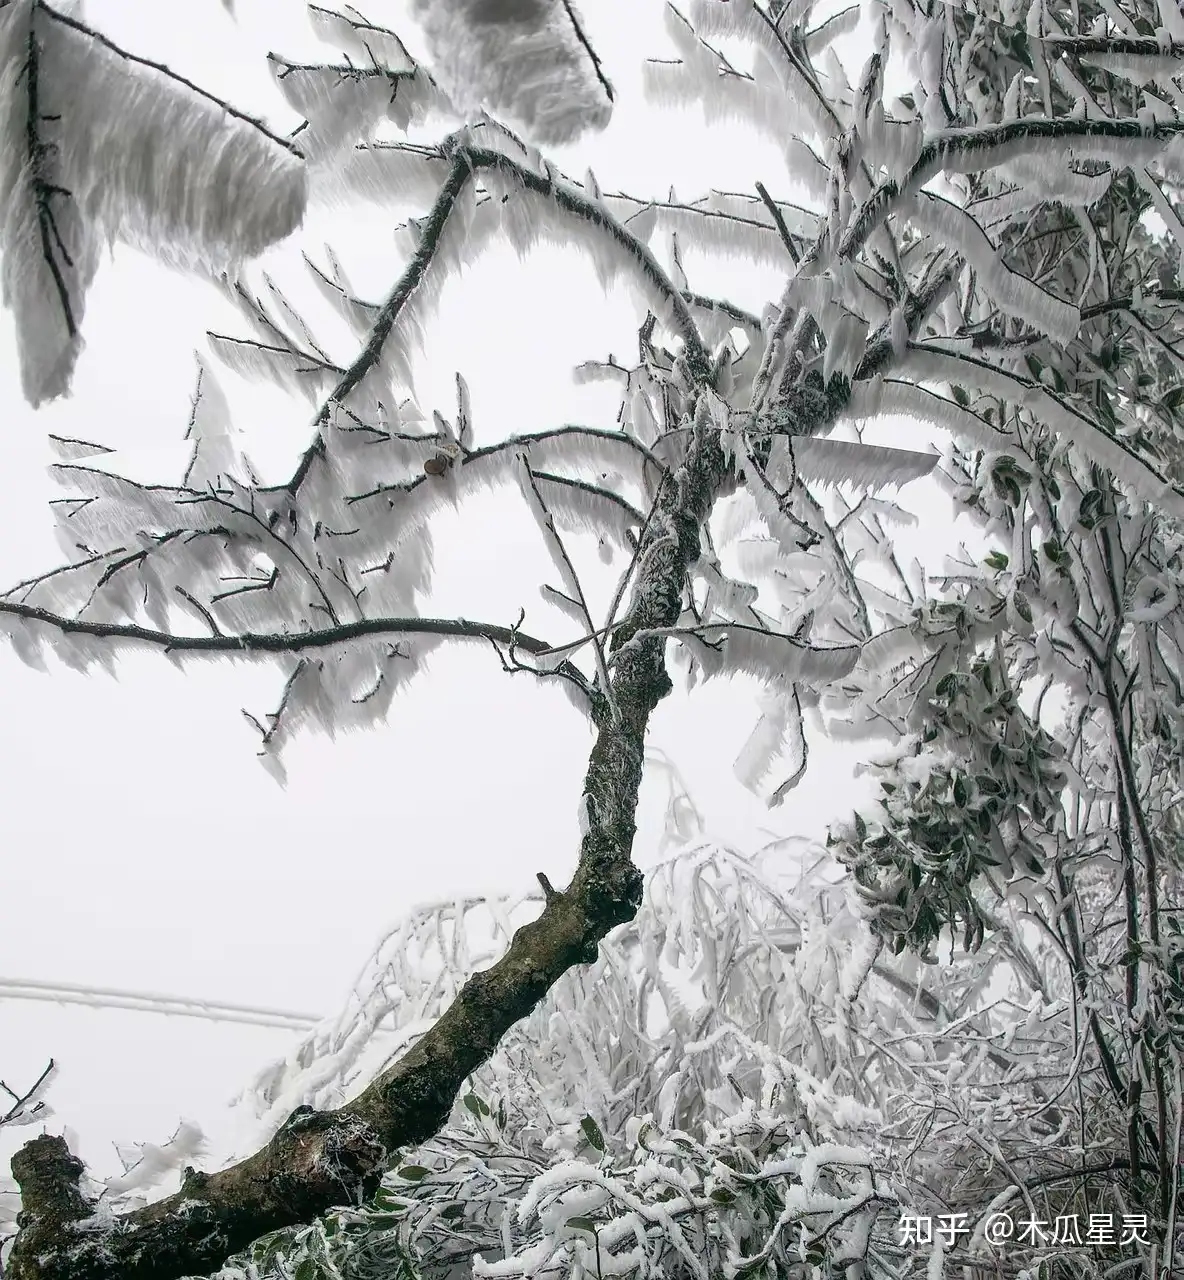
[{"xmin": 3, "ymin": 0, "xmax": 1184, "ymax": 1276}]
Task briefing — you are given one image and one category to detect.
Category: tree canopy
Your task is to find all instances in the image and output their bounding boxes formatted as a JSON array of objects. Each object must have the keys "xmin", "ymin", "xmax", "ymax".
[{"xmin": 3, "ymin": 0, "xmax": 1184, "ymax": 1276}]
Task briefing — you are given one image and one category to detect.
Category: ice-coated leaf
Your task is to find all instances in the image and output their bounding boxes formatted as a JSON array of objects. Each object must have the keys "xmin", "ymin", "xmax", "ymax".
[
  {"xmin": 183, "ymin": 356, "xmax": 243, "ymax": 489},
  {"xmin": 514, "ymin": 453, "xmax": 581, "ymax": 599},
  {"xmin": 688, "ymin": 623, "xmax": 859, "ymax": 687},
  {"xmin": 907, "ymin": 191, "xmax": 1080, "ymax": 344},
  {"xmin": 206, "ymin": 334, "xmax": 344, "ymax": 403},
  {"xmin": 903, "ymin": 345, "xmax": 1184, "ymax": 519},
  {"xmin": 793, "ymin": 438, "xmax": 938, "ymax": 491},
  {"xmin": 410, "ymin": 0, "xmax": 613, "ymax": 146},
  {"xmin": 303, "ymin": 248, "xmax": 379, "ymax": 342},
  {"xmin": 307, "ymin": 4, "xmax": 417, "ymax": 72},
  {"xmin": 47, "ymin": 433, "xmax": 113, "ymax": 462},
  {"xmin": 842, "ymin": 378, "xmax": 1013, "ymax": 450},
  {"xmin": 268, "ymin": 55, "xmax": 443, "ymax": 164},
  {"xmin": 324, "ymin": 142, "xmax": 456, "ymax": 209},
  {"xmin": 0, "ymin": 1, "xmax": 306, "ymax": 406},
  {"xmin": 734, "ymin": 679, "xmax": 808, "ymax": 807}
]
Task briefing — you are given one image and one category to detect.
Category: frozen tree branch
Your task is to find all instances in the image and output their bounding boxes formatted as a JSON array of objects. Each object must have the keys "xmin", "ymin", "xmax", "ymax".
[
  {"xmin": 839, "ymin": 116, "xmax": 1184, "ymax": 262},
  {"xmin": 0, "ymin": 0, "xmax": 307, "ymax": 405},
  {"xmin": 0, "ymin": 600, "xmax": 583, "ymax": 677},
  {"xmin": 11, "ymin": 0, "xmax": 1184, "ymax": 1271}
]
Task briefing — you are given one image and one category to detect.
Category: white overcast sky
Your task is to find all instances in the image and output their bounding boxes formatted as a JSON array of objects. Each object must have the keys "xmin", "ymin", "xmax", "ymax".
[{"xmin": 0, "ymin": 0, "xmax": 982, "ymax": 1187}]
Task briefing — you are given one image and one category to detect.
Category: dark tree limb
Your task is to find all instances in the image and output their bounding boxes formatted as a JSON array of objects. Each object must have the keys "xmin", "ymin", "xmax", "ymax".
[
  {"xmin": 3, "ymin": 332, "xmax": 723, "ymax": 1280},
  {"xmin": 2, "ymin": 92, "xmax": 962, "ymax": 1278},
  {"xmin": 4, "ymin": 257, "xmax": 947, "ymax": 1280}
]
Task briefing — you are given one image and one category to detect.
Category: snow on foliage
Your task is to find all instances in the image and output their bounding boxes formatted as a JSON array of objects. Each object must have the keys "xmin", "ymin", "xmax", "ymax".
[
  {"xmin": 0, "ymin": 0, "xmax": 305, "ymax": 405},
  {"xmin": 409, "ymin": 0, "xmax": 613, "ymax": 147},
  {"xmin": 267, "ymin": 51, "xmax": 444, "ymax": 166},
  {"xmin": 3, "ymin": 0, "xmax": 1182, "ymax": 817},
  {"xmin": 6, "ymin": 0, "xmax": 1184, "ymax": 1269},
  {"xmin": 209, "ymin": 830, "xmax": 1081, "ymax": 1280}
]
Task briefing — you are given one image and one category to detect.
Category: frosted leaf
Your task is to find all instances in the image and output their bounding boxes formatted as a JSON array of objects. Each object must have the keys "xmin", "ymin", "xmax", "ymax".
[
  {"xmin": 514, "ymin": 454, "xmax": 581, "ymax": 599},
  {"xmin": 822, "ymin": 309, "xmax": 867, "ymax": 384},
  {"xmin": 321, "ymin": 142, "xmax": 455, "ymax": 210},
  {"xmin": 409, "ymin": 0, "xmax": 613, "ymax": 147},
  {"xmin": 975, "ymin": 162, "xmax": 1112, "ymax": 220},
  {"xmin": 1081, "ymin": 50, "xmax": 1184, "ymax": 87},
  {"xmin": 3, "ymin": 616, "xmax": 48, "ymax": 670},
  {"xmin": 454, "ymin": 371, "xmax": 473, "ymax": 449},
  {"xmin": 856, "ymin": 626, "xmax": 924, "ymax": 677},
  {"xmin": 903, "ymin": 346, "xmax": 1184, "ymax": 518},
  {"xmin": 793, "ymin": 438, "xmax": 938, "ymax": 491},
  {"xmin": 604, "ymin": 191, "xmax": 819, "ymax": 274},
  {"xmin": 734, "ymin": 679, "xmax": 808, "ymax": 807},
  {"xmin": 541, "ymin": 582, "xmax": 585, "ymax": 626},
  {"xmin": 47, "ymin": 433, "xmax": 114, "ymax": 462},
  {"xmin": 183, "ymin": 357, "xmax": 243, "ymax": 489},
  {"xmin": 303, "ymin": 249, "xmax": 378, "ymax": 341},
  {"xmin": 307, "ymin": 4, "xmax": 418, "ymax": 71},
  {"xmin": 683, "ymin": 623, "xmax": 859, "ymax": 688},
  {"xmin": 744, "ymin": 451, "xmax": 816, "ymax": 552},
  {"xmin": 0, "ymin": 2, "xmax": 305, "ymax": 406},
  {"xmin": 248, "ymin": 636, "xmax": 442, "ymax": 768},
  {"xmin": 206, "ymin": 334, "xmax": 343, "ymax": 402},
  {"xmin": 342, "ymin": 435, "xmax": 653, "ymax": 568},
  {"xmin": 696, "ymin": 556, "xmax": 760, "ymax": 624},
  {"xmin": 907, "ymin": 191, "xmax": 1080, "ymax": 344},
  {"xmin": 269, "ymin": 56, "xmax": 442, "ymax": 164},
  {"xmin": 0, "ymin": 0, "xmax": 99, "ymax": 406},
  {"xmin": 532, "ymin": 473, "xmax": 640, "ymax": 550},
  {"xmin": 677, "ymin": 0, "xmax": 836, "ymax": 144},
  {"xmin": 842, "ymin": 378, "xmax": 1013, "ymax": 450},
  {"xmin": 1128, "ymin": 573, "xmax": 1179, "ymax": 623}
]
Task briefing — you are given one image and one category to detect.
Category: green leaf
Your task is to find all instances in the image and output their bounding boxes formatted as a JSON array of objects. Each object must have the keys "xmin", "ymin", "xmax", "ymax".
[
  {"xmin": 463, "ymin": 1092, "xmax": 488, "ymax": 1117},
  {"xmin": 253, "ymin": 1237, "xmax": 287, "ymax": 1269},
  {"xmin": 1007, "ymin": 28, "xmax": 1033, "ymax": 68},
  {"xmin": 1013, "ymin": 591, "xmax": 1032, "ymax": 623},
  {"xmin": 951, "ymin": 383, "xmax": 969, "ymax": 406},
  {"xmin": 1042, "ymin": 538, "xmax": 1069, "ymax": 568},
  {"xmin": 580, "ymin": 1115, "xmax": 606, "ymax": 1152},
  {"xmin": 984, "ymin": 550, "xmax": 1009, "ymax": 572},
  {"xmin": 567, "ymin": 1216, "xmax": 600, "ymax": 1234},
  {"xmin": 952, "ymin": 775, "xmax": 968, "ymax": 808},
  {"xmin": 1078, "ymin": 489, "xmax": 1104, "ymax": 529},
  {"xmin": 295, "ymin": 1262, "xmax": 318, "ymax": 1280},
  {"xmin": 710, "ymin": 1187, "xmax": 736, "ymax": 1204},
  {"xmin": 396, "ymin": 1165, "xmax": 432, "ymax": 1181}
]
